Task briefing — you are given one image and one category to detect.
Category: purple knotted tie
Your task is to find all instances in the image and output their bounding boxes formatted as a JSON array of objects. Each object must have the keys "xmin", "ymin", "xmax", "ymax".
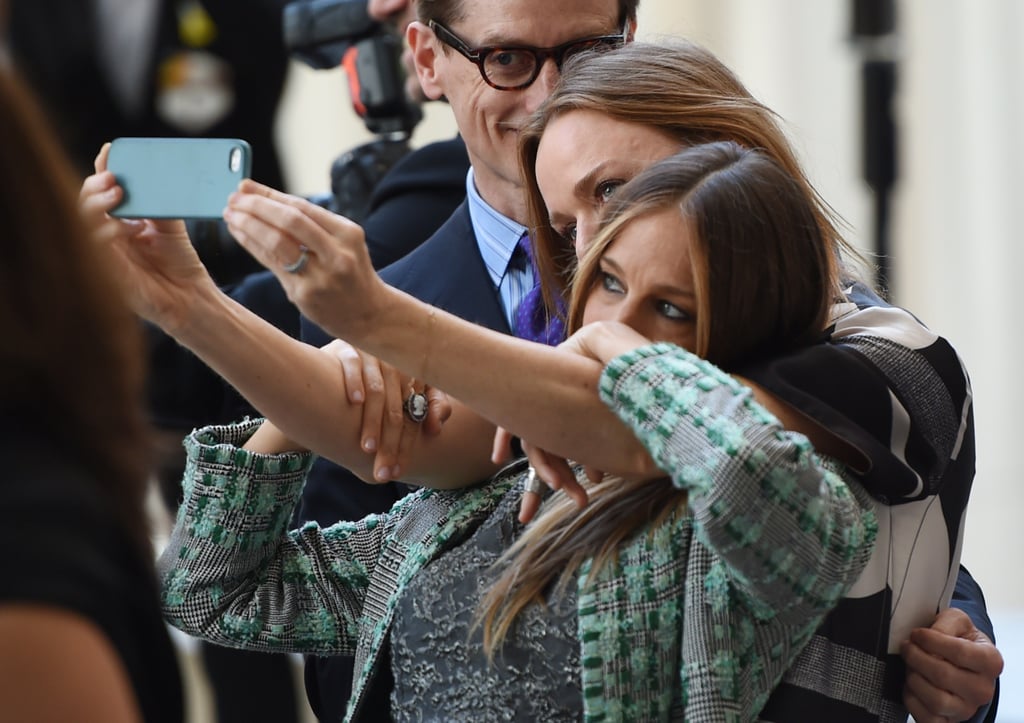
[{"xmin": 512, "ymin": 234, "xmax": 566, "ymax": 346}]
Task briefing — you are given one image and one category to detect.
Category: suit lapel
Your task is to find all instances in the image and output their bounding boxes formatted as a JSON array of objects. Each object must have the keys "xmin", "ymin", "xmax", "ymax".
[{"xmin": 380, "ymin": 202, "xmax": 510, "ymax": 335}]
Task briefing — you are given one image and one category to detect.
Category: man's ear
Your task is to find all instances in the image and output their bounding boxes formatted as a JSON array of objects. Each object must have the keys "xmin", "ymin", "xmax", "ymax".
[{"xmin": 407, "ymin": 22, "xmax": 445, "ymax": 101}]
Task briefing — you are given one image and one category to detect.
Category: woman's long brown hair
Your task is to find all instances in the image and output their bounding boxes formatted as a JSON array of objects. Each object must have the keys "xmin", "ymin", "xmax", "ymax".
[
  {"xmin": 518, "ymin": 39, "xmax": 870, "ymax": 325},
  {"xmin": 0, "ymin": 67, "xmax": 154, "ymax": 555},
  {"xmin": 477, "ymin": 141, "xmax": 836, "ymax": 656}
]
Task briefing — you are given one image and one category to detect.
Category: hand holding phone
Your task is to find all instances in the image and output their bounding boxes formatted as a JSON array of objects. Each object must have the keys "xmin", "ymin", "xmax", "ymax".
[{"xmin": 107, "ymin": 137, "xmax": 252, "ymax": 219}]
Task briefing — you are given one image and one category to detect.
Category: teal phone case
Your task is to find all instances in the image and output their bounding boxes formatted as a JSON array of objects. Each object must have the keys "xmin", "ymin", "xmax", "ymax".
[{"xmin": 108, "ymin": 137, "xmax": 252, "ymax": 219}]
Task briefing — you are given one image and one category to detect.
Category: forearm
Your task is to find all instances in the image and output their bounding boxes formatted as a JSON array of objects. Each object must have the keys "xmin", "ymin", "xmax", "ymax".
[
  {"xmin": 952, "ymin": 567, "xmax": 996, "ymax": 642},
  {"xmin": 162, "ymin": 284, "xmax": 504, "ymax": 486},
  {"xmin": 163, "ymin": 283, "xmax": 366, "ymax": 462},
  {"xmin": 329, "ymin": 286, "xmax": 657, "ymax": 477},
  {"xmin": 157, "ymin": 421, "xmax": 380, "ymax": 655},
  {"xmin": 218, "ymin": 182, "xmax": 658, "ymax": 477}
]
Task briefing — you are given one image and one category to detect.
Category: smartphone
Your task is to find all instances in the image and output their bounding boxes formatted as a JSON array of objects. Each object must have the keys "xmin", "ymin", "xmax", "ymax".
[{"xmin": 107, "ymin": 137, "xmax": 252, "ymax": 219}]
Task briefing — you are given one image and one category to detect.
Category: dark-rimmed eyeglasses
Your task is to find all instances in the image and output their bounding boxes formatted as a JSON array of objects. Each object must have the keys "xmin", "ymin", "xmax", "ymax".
[{"xmin": 427, "ymin": 20, "xmax": 628, "ymax": 91}]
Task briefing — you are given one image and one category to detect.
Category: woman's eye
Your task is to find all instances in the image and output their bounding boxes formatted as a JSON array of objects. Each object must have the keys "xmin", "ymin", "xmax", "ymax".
[
  {"xmin": 658, "ymin": 300, "xmax": 689, "ymax": 320},
  {"xmin": 600, "ymin": 272, "xmax": 624, "ymax": 293},
  {"xmin": 557, "ymin": 223, "xmax": 578, "ymax": 243},
  {"xmin": 596, "ymin": 180, "xmax": 623, "ymax": 204}
]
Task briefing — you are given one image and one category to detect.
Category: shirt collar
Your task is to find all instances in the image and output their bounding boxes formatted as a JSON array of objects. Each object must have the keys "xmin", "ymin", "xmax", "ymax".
[{"xmin": 465, "ymin": 168, "xmax": 529, "ymax": 286}]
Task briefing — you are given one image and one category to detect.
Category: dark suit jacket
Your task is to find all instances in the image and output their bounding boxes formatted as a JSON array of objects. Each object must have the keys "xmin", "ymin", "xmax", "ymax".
[
  {"xmin": 362, "ymin": 137, "xmax": 470, "ymax": 269},
  {"xmin": 298, "ymin": 202, "xmax": 510, "ymax": 722},
  {"xmin": 953, "ymin": 568, "xmax": 999, "ymax": 723}
]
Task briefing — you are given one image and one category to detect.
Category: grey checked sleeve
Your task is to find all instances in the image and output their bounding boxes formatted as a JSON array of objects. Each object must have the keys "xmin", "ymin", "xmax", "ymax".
[
  {"xmin": 156, "ymin": 419, "xmax": 400, "ymax": 655},
  {"xmin": 599, "ymin": 342, "xmax": 877, "ymax": 625}
]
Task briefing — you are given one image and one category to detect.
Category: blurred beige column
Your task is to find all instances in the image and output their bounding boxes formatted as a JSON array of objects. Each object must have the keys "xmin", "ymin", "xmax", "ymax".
[{"xmin": 896, "ymin": 0, "xmax": 1024, "ymax": 609}]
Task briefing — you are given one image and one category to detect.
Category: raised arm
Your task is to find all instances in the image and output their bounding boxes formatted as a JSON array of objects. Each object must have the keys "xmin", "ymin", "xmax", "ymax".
[
  {"xmin": 595, "ymin": 336, "xmax": 876, "ymax": 622},
  {"xmin": 79, "ymin": 145, "xmax": 498, "ymax": 488},
  {"xmin": 81, "ymin": 158, "xmax": 858, "ymax": 490},
  {"xmin": 220, "ymin": 181, "xmax": 686, "ymax": 478}
]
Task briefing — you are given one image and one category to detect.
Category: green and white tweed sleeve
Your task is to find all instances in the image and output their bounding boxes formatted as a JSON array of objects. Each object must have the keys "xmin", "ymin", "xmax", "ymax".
[
  {"xmin": 598, "ymin": 342, "xmax": 877, "ymax": 624},
  {"xmin": 156, "ymin": 419, "xmax": 392, "ymax": 655}
]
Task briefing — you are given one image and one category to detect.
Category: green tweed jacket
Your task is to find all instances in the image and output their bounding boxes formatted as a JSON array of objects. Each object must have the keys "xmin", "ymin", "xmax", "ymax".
[{"xmin": 158, "ymin": 343, "xmax": 876, "ymax": 722}]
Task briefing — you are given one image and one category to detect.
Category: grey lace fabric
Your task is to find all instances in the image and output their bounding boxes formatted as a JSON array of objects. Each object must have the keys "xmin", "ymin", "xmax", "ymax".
[{"xmin": 389, "ymin": 486, "xmax": 582, "ymax": 721}]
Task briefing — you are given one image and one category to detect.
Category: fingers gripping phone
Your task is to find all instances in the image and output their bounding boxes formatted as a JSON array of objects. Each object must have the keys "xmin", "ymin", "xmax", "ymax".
[{"xmin": 107, "ymin": 138, "xmax": 252, "ymax": 219}]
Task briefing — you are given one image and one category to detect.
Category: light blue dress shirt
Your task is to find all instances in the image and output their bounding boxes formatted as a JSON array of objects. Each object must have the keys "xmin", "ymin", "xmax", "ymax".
[{"xmin": 464, "ymin": 169, "xmax": 535, "ymax": 331}]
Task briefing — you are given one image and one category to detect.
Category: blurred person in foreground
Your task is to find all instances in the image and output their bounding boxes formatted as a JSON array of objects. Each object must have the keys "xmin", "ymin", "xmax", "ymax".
[{"xmin": 0, "ymin": 35, "xmax": 183, "ymax": 723}]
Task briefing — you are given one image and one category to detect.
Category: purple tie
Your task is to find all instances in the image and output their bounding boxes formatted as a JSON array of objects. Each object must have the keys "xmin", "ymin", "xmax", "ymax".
[{"xmin": 513, "ymin": 234, "xmax": 566, "ymax": 346}]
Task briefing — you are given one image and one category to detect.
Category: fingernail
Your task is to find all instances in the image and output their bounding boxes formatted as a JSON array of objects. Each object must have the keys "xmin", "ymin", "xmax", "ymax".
[
  {"xmin": 363, "ymin": 438, "xmax": 376, "ymax": 452},
  {"xmin": 375, "ymin": 467, "xmax": 390, "ymax": 481},
  {"xmin": 352, "ymin": 390, "xmax": 364, "ymax": 403}
]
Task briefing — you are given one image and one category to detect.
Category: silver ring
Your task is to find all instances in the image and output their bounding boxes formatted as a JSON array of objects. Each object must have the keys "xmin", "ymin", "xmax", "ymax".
[
  {"xmin": 521, "ymin": 466, "xmax": 544, "ymax": 495},
  {"xmin": 282, "ymin": 246, "xmax": 309, "ymax": 274},
  {"xmin": 404, "ymin": 391, "xmax": 428, "ymax": 423}
]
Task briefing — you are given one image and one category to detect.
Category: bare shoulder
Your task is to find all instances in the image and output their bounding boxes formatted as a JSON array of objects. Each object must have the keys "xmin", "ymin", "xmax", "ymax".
[{"xmin": 0, "ymin": 605, "xmax": 143, "ymax": 723}]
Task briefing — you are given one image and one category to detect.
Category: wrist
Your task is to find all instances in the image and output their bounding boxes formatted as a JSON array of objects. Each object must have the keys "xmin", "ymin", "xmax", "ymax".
[{"xmin": 161, "ymin": 280, "xmax": 238, "ymax": 347}]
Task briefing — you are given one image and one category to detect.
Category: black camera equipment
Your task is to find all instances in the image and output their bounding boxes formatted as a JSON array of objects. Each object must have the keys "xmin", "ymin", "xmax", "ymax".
[{"xmin": 283, "ymin": 0, "xmax": 424, "ymax": 221}]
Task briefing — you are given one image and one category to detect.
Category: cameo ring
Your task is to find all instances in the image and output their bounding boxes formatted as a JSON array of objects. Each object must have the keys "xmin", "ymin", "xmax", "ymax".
[{"xmin": 404, "ymin": 390, "xmax": 429, "ymax": 423}]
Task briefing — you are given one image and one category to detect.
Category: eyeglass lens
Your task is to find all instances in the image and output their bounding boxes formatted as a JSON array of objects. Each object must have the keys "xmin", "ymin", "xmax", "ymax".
[{"xmin": 484, "ymin": 36, "xmax": 621, "ymax": 88}]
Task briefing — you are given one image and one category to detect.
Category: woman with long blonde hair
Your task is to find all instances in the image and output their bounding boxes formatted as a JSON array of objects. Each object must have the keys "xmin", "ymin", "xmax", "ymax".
[{"xmin": 515, "ymin": 41, "xmax": 993, "ymax": 723}]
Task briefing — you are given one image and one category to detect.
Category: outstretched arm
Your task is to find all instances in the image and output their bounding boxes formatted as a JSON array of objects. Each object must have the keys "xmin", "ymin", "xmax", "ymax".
[
  {"xmin": 225, "ymin": 181, "xmax": 836, "ymax": 479},
  {"xmin": 82, "ymin": 165, "xmax": 847, "ymax": 489},
  {"xmin": 80, "ymin": 145, "xmax": 497, "ymax": 488}
]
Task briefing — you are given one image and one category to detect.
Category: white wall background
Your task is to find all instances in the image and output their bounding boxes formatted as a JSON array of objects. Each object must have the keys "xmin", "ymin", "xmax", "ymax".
[{"xmin": 274, "ymin": 2, "xmax": 1023, "ymax": 716}]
